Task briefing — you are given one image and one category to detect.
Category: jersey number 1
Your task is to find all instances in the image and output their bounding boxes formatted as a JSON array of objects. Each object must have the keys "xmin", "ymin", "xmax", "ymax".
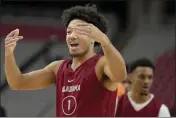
[{"xmin": 68, "ymin": 100, "xmax": 71, "ymax": 111}]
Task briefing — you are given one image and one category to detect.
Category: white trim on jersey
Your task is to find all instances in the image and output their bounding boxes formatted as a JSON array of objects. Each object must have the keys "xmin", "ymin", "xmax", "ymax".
[
  {"xmin": 127, "ymin": 92, "xmax": 154, "ymax": 111},
  {"xmin": 114, "ymin": 96, "xmax": 118, "ymax": 116},
  {"xmin": 127, "ymin": 92, "xmax": 171, "ymax": 117}
]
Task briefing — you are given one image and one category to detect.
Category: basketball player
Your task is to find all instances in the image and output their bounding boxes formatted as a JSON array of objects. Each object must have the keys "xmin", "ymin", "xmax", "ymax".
[
  {"xmin": 116, "ymin": 58, "xmax": 171, "ymax": 117},
  {"xmin": 4, "ymin": 4, "xmax": 126, "ymax": 117}
]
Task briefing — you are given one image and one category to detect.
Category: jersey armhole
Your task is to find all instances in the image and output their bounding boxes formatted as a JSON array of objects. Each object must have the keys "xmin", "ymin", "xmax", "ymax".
[{"xmin": 55, "ymin": 60, "xmax": 68, "ymax": 82}]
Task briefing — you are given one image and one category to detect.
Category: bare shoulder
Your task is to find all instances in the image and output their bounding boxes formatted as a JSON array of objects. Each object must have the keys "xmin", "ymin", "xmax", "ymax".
[{"xmin": 49, "ymin": 60, "xmax": 65, "ymax": 75}]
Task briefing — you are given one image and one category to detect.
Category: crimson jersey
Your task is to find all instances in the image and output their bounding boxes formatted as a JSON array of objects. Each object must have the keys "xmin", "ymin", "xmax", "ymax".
[
  {"xmin": 116, "ymin": 93, "xmax": 162, "ymax": 117},
  {"xmin": 56, "ymin": 55, "xmax": 117, "ymax": 117}
]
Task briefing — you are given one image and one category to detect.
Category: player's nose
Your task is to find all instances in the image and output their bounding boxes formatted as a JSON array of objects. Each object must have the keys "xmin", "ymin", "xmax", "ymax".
[{"xmin": 144, "ymin": 78, "xmax": 150, "ymax": 85}]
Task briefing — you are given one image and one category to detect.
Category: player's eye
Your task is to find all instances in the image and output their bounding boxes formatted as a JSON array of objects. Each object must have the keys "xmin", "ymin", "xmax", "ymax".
[
  {"xmin": 139, "ymin": 74, "xmax": 145, "ymax": 80},
  {"xmin": 67, "ymin": 30, "xmax": 71, "ymax": 34},
  {"xmin": 148, "ymin": 75, "xmax": 153, "ymax": 79}
]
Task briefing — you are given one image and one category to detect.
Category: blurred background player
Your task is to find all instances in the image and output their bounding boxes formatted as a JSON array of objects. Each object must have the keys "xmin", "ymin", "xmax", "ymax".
[
  {"xmin": 4, "ymin": 4, "xmax": 126, "ymax": 117},
  {"xmin": 116, "ymin": 58, "xmax": 171, "ymax": 117}
]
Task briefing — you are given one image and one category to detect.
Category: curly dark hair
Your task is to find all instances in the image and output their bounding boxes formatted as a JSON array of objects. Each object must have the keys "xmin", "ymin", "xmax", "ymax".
[{"xmin": 61, "ymin": 4, "xmax": 108, "ymax": 47}]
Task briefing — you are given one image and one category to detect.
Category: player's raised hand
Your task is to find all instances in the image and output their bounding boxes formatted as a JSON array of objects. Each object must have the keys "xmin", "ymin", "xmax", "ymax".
[
  {"xmin": 75, "ymin": 23, "xmax": 110, "ymax": 46},
  {"xmin": 5, "ymin": 29, "xmax": 23, "ymax": 56}
]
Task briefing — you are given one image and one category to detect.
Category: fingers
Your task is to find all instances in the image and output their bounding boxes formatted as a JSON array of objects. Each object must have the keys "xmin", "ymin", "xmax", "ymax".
[
  {"xmin": 6, "ymin": 29, "xmax": 19, "ymax": 38},
  {"xmin": 74, "ymin": 25, "xmax": 91, "ymax": 35},
  {"xmin": 5, "ymin": 36, "xmax": 23, "ymax": 41},
  {"xmin": 76, "ymin": 33, "xmax": 89, "ymax": 40},
  {"xmin": 75, "ymin": 28, "xmax": 90, "ymax": 35},
  {"xmin": 75, "ymin": 23, "xmax": 93, "ymax": 33},
  {"xmin": 5, "ymin": 36, "xmax": 23, "ymax": 46},
  {"xmin": 75, "ymin": 29, "xmax": 90, "ymax": 40},
  {"xmin": 73, "ymin": 25, "xmax": 92, "ymax": 40},
  {"xmin": 76, "ymin": 24, "xmax": 91, "ymax": 30},
  {"xmin": 76, "ymin": 23, "xmax": 90, "ymax": 27},
  {"xmin": 14, "ymin": 29, "xmax": 19, "ymax": 37}
]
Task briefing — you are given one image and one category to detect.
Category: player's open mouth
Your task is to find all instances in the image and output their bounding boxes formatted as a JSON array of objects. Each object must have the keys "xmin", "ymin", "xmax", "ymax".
[
  {"xmin": 70, "ymin": 44, "xmax": 79, "ymax": 47},
  {"xmin": 143, "ymin": 86, "xmax": 149, "ymax": 90}
]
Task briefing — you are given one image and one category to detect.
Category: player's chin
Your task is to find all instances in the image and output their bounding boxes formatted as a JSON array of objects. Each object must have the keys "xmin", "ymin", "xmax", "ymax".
[
  {"xmin": 141, "ymin": 89, "xmax": 150, "ymax": 95},
  {"xmin": 69, "ymin": 51, "xmax": 83, "ymax": 57},
  {"xmin": 69, "ymin": 48, "xmax": 88, "ymax": 57}
]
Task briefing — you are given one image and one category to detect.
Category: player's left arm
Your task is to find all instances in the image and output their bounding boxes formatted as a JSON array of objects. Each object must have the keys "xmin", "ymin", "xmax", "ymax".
[
  {"xmin": 101, "ymin": 39, "xmax": 127, "ymax": 82},
  {"xmin": 75, "ymin": 23, "xmax": 127, "ymax": 82},
  {"xmin": 158, "ymin": 104, "xmax": 171, "ymax": 117}
]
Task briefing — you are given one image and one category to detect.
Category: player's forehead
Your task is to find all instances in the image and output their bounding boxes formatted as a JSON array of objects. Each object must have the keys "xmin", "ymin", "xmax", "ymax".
[
  {"xmin": 134, "ymin": 66, "xmax": 153, "ymax": 75},
  {"xmin": 67, "ymin": 19, "xmax": 88, "ymax": 29}
]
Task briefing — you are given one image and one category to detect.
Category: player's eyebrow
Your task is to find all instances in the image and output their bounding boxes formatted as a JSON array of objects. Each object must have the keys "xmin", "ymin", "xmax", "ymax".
[{"xmin": 67, "ymin": 27, "xmax": 73, "ymax": 31}]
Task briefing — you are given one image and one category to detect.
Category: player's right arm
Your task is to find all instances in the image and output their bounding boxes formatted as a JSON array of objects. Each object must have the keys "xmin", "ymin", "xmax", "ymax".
[{"xmin": 4, "ymin": 29, "xmax": 63, "ymax": 90}]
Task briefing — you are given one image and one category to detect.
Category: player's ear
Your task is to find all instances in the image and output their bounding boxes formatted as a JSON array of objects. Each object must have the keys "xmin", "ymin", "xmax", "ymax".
[{"xmin": 129, "ymin": 73, "xmax": 134, "ymax": 82}]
